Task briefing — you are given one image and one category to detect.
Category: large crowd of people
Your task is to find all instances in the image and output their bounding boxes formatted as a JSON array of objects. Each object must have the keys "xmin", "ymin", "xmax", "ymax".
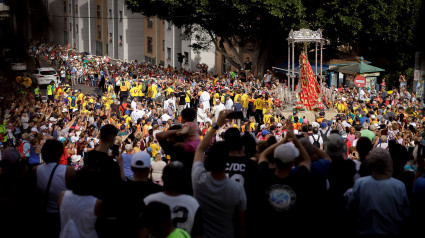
[{"xmin": 1, "ymin": 41, "xmax": 425, "ymax": 238}]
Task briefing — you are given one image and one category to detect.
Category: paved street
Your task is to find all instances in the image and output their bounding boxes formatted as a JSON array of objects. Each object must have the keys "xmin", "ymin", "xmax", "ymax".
[{"xmin": 26, "ymin": 56, "xmax": 101, "ymax": 101}]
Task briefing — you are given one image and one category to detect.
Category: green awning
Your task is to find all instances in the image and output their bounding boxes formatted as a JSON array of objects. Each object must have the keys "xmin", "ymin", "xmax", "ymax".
[{"xmin": 336, "ymin": 57, "xmax": 385, "ymax": 75}]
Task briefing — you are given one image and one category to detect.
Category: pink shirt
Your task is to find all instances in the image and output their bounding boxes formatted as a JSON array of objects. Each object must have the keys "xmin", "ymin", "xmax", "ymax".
[{"xmin": 183, "ymin": 121, "xmax": 200, "ymax": 142}]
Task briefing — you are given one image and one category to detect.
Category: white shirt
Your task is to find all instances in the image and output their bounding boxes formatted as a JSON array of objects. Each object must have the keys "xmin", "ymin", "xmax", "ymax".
[
  {"xmin": 131, "ymin": 100, "xmax": 137, "ymax": 110},
  {"xmin": 21, "ymin": 116, "xmax": 29, "ymax": 129},
  {"xmin": 59, "ymin": 190, "xmax": 98, "ymax": 238},
  {"xmin": 130, "ymin": 109, "xmax": 145, "ymax": 122},
  {"xmin": 164, "ymin": 98, "xmax": 176, "ymax": 112},
  {"xmin": 309, "ymin": 134, "xmax": 324, "ymax": 146},
  {"xmin": 197, "ymin": 108, "xmax": 207, "ymax": 123},
  {"xmin": 213, "ymin": 103, "xmax": 226, "ymax": 122},
  {"xmin": 200, "ymin": 91, "xmax": 211, "ymax": 109},
  {"xmin": 225, "ymin": 98, "xmax": 233, "ymax": 110},
  {"xmin": 161, "ymin": 113, "xmax": 171, "ymax": 122},
  {"xmin": 144, "ymin": 192, "xmax": 200, "ymax": 235}
]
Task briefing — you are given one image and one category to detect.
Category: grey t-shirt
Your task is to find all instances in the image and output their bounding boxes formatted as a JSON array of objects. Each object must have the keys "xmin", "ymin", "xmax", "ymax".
[{"xmin": 192, "ymin": 161, "xmax": 247, "ymax": 238}]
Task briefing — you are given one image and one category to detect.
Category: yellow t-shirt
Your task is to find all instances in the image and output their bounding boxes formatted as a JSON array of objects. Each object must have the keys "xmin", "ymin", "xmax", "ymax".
[
  {"xmin": 264, "ymin": 114, "xmax": 272, "ymax": 124},
  {"xmin": 213, "ymin": 93, "xmax": 220, "ymax": 105},
  {"xmin": 150, "ymin": 143, "xmax": 160, "ymax": 157},
  {"xmin": 241, "ymin": 94, "xmax": 249, "ymax": 108},
  {"xmin": 137, "ymin": 84, "xmax": 145, "ymax": 97},
  {"xmin": 234, "ymin": 94, "xmax": 241, "ymax": 104},
  {"xmin": 249, "ymin": 122, "xmax": 256, "ymax": 131},
  {"xmin": 255, "ymin": 98, "xmax": 264, "ymax": 110},
  {"xmin": 186, "ymin": 90, "xmax": 191, "ymax": 103},
  {"xmin": 336, "ymin": 103, "xmax": 346, "ymax": 113},
  {"xmin": 166, "ymin": 87, "xmax": 174, "ymax": 96},
  {"xmin": 130, "ymin": 87, "xmax": 138, "ymax": 97},
  {"xmin": 151, "ymin": 84, "xmax": 158, "ymax": 98}
]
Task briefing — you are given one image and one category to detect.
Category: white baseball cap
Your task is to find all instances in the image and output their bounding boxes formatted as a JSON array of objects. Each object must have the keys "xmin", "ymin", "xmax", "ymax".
[
  {"xmin": 274, "ymin": 143, "xmax": 299, "ymax": 164},
  {"xmin": 131, "ymin": 152, "xmax": 151, "ymax": 169}
]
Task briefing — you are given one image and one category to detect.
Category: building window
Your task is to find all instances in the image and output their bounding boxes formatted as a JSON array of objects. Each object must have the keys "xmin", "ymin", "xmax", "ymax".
[
  {"xmin": 167, "ymin": 47, "xmax": 171, "ymax": 60},
  {"xmin": 147, "ymin": 18, "xmax": 153, "ymax": 29},
  {"xmin": 76, "ymin": 24, "xmax": 78, "ymax": 33},
  {"xmin": 97, "ymin": 5, "xmax": 101, "ymax": 19},
  {"xmin": 166, "ymin": 21, "xmax": 171, "ymax": 30},
  {"xmin": 119, "ymin": 11, "xmax": 122, "ymax": 21},
  {"xmin": 63, "ymin": 1, "xmax": 66, "ymax": 13},
  {"xmin": 184, "ymin": 52, "xmax": 189, "ymax": 64},
  {"xmin": 69, "ymin": 23, "xmax": 72, "ymax": 31},
  {"xmin": 69, "ymin": 4, "xmax": 71, "ymax": 13},
  {"xmin": 75, "ymin": 5, "xmax": 78, "ymax": 14},
  {"xmin": 64, "ymin": 18, "xmax": 67, "ymax": 30},
  {"xmin": 109, "ymin": 9, "xmax": 112, "ymax": 19},
  {"xmin": 97, "ymin": 25, "xmax": 101, "ymax": 39},
  {"xmin": 120, "ymin": 35, "xmax": 123, "ymax": 46},
  {"xmin": 162, "ymin": 40, "xmax": 165, "ymax": 51},
  {"xmin": 147, "ymin": 37, "xmax": 153, "ymax": 53},
  {"xmin": 109, "ymin": 33, "xmax": 112, "ymax": 42}
]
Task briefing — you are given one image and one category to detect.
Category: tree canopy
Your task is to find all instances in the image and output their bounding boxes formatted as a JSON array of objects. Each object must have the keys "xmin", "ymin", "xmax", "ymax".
[{"xmin": 125, "ymin": 0, "xmax": 422, "ymax": 79}]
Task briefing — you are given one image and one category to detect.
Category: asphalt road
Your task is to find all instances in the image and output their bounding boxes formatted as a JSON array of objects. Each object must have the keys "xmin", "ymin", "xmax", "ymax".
[{"xmin": 26, "ymin": 56, "xmax": 100, "ymax": 100}]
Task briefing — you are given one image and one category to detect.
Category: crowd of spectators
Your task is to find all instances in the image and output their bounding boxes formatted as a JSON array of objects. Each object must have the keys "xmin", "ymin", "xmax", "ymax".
[{"xmin": 1, "ymin": 41, "xmax": 425, "ymax": 238}]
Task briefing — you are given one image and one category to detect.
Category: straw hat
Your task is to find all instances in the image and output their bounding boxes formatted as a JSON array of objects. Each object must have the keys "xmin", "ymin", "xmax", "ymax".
[{"xmin": 22, "ymin": 133, "xmax": 30, "ymax": 139}]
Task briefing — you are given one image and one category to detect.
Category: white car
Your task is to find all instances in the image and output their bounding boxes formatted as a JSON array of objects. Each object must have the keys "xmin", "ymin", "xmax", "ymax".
[
  {"xmin": 31, "ymin": 67, "xmax": 59, "ymax": 86},
  {"xmin": 10, "ymin": 58, "xmax": 27, "ymax": 71}
]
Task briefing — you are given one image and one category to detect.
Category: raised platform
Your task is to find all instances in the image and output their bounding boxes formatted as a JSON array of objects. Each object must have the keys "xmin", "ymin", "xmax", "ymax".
[{"xmin": 279, "ymin": 110, "xmax": 338, "ymax": 123}]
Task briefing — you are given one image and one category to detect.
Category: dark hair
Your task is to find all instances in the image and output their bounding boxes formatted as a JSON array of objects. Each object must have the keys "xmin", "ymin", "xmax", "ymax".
[
  {"xmin": 356, "ymin": 137, "xmax": 373, "ymax": 162},
  {"xmin": 143, "ymin": 202, "xmax": 171, "ymax": 227},
  {"xmin": 100, "ymin": 124, "xmax": 118, "ymax": 141},
  {"xmin": 223, "ymin": 128, "xmax": 242, "ymax": 151},
  {"xmin": 205, "ymin": 142, "xmax": 228, "ymax": 173},
  {"xmin": 181, "ymin": 108, "xmax": 196, "ymax": 122},
  {"xmin": 71, "ymin": 165, "xmax": 100, "ymax": 195},
  {"xmin": 41, "ymin": 139, "xmax": 64, "ymax": 163},
  {"xmin": 242, "ymin": 132, "xmax": 257, "ymax": 158},
  {"xmin": 162, "ymin": 161, "xmax": 186, "ymax": 193}
]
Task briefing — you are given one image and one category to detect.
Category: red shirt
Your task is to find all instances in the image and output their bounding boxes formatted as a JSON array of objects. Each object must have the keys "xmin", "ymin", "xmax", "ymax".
[{"xmin": 59, "ymin": 148, "xmax": 68, "ymax": 165}]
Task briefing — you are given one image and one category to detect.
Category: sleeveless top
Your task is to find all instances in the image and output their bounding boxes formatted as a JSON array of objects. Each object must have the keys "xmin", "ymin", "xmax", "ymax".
[
  {"xmin": 59, "ymin": 190, "xmax": 98, "ymax": 238},
  {"xmin": 122, "ymin": 153, "xmax": 133, "ymax": 178},
  {"xmin": 36, "ymin": 162, "xmax": 68, "ymax": 213},
  {"xmin": 28, "ymin": 147, "xmax": 40, "ymax": 165}
]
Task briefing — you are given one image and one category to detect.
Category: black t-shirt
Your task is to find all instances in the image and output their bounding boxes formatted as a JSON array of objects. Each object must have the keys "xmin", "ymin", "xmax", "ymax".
[
  {"xmin": 177, "ymin": 92, "xmax": 186, "ymax": 105},
  {"xmin": 254, "ymin": 162, "xmax": 314, "ymax": 236},
  {"xmin": 83, "ymin": 150, "xmax": 122, "ymax": 199},
  {"xmin": 225, "ymin": 156, "xmax": 257, "ymax": 190},
  {"xmin": 244, "ymin": 61, "xmax": 252, "ymax": 70},
  {"xmin": 110, "ymin": 103, "xmax": 120, "ymax": 115},
  {"xmin": 120, "ymin": 180, "xmax": 163, "ymax": 237}
]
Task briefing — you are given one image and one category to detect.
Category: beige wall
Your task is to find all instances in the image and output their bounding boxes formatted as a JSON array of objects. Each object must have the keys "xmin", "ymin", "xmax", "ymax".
[{"xmin": 144, "ymin": 17, "xmax": 165, "ymax": 64}]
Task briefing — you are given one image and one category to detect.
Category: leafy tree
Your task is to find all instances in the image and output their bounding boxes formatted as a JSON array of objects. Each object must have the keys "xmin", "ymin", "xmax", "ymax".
[
  {"xmin": 125, "ymin": 0, "xmax": 422, "ymax": 79},
  {"xmin": 125, "ymin": 0, "xmax": 304, "ymax": 75}
]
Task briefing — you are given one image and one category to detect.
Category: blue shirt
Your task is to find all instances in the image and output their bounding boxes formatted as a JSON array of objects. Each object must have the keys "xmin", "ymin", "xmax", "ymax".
[
  {"xmin": 346, "ymin": 176, "xmax": 409, "ymax": 235},
  {"xmin": 359, "ymin": 117, "xmax": 370, "ymax": 125},
  {"xmin": 28, "ymin": 147, "xmax": 40, "ymax": 164},
  {"xmin": 122, "ymin": 153, "xmax": 133, "ymax": 178},
  {"xmin": 23, "ymin": 140, "xmax": 31, "ymax": 157},
  {"xmin": 233, "ymin": 103, "xmax": 243, "ymax": 112}
]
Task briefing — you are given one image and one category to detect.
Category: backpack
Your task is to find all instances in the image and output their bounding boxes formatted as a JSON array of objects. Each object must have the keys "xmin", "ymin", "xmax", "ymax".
[
  {"xmin": 311, "ymin": 134, "xmax": 321, "ymax": 148},
  {"xmin": 18, "ymin": 141, "xmax": 29, "ymax": 159},
  {"xmin": 320, "ymin": 127, "xmax": 331, "ymax": 142},
  {"xmin": 141, "ymin": 82, "xmax": 148, "ymax": 93},
  {"xmin": 70, "ymin": 96, "xmax": 77, "ymax": 108}
]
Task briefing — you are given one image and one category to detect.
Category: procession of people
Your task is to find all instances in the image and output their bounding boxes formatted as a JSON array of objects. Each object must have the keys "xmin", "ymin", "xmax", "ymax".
[{"xmin": 1, "ymin": 41, "xmax": 425, "ymax": 238}]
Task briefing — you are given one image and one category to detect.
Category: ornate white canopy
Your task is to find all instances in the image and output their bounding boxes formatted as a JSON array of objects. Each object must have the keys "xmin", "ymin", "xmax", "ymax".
[{"xmin": 287, "ymin": 29, "xmax": 324, "ymax": 43}]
